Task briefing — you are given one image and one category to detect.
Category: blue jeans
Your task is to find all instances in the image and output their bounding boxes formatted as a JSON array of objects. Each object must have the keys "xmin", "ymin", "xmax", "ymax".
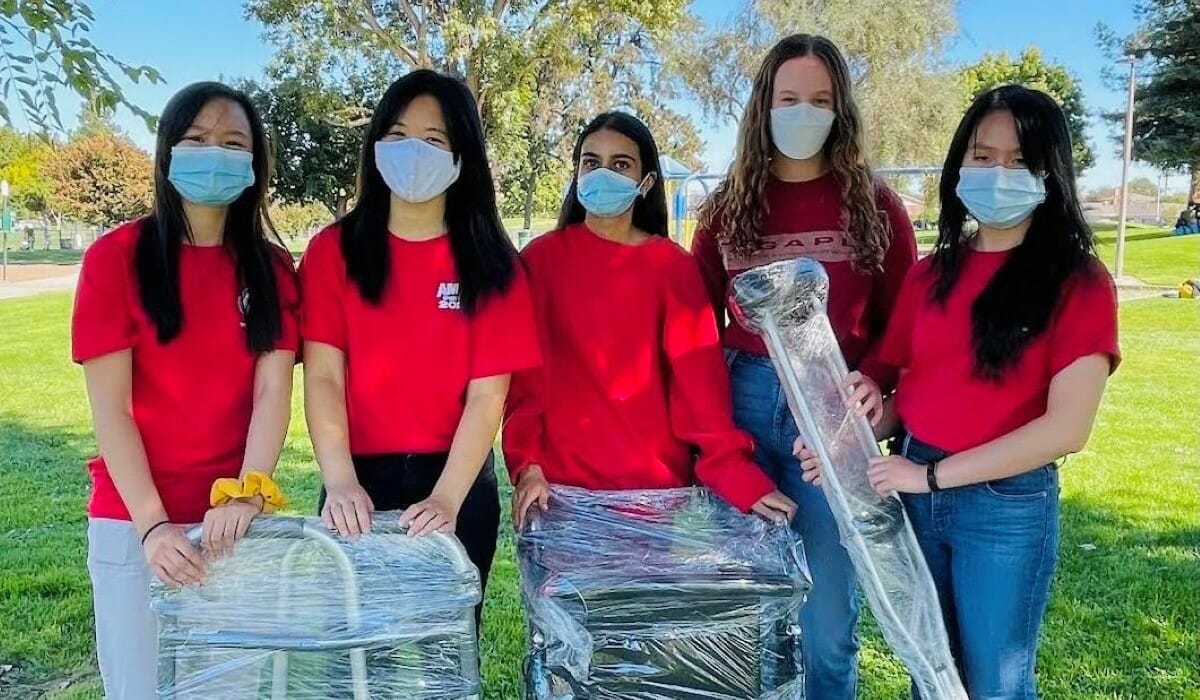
[
  {"xmin": 727, "ymin": 350, "xmax": 860, "ymax": 700},
  {"xmin": 898, "ymin": 434, "xmax": 1060, "ymax": 700}
]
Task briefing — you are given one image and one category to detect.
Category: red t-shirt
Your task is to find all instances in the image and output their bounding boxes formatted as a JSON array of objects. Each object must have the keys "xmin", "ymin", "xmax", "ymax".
[
  {"xmin": 692, "ymin": 173, "xmax": 916, "ymax": 389},
  {"xmin": 878, "ymin": 250, "xmax": 1120, "ymax": 453},
  {"xmin": 298, "ymin": 225, "xmax": 541, "ymax": 455},
  {"xmin": 71, "ymin": 219, "xmax": 301, "ymax": 524},
  {"xmin": 503, "ymin": 224, "xmax": 776, "ymax": 512}
]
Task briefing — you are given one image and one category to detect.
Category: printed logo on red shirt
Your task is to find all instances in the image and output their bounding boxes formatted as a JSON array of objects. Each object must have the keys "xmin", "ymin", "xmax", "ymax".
[
  {"xmin": 723, "ymin": 230, "xmax": 852, "ymax": 270},
  {"xmin": 436, "ymin": 282, "xmax": 461, "ymax": 310}
]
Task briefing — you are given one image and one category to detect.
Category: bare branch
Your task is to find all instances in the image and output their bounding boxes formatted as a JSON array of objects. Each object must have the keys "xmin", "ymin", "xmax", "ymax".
[
  {"xmin": 344, "ymin": 0, "xmax": 419, "ymax": 66},
  {"xmin": 492, "ymin": 0, "xmax": 511, "ymax": 22}
]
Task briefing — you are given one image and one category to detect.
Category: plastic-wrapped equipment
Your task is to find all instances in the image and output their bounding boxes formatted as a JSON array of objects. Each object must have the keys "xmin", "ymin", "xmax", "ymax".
[
  {"xmin": 518, "ymin": 485, "xmax": 811, "ymax": 699},
  {"xmin": 151, "ymin": 514, "xmax": 482, "ymax": 699},
  {"xmin": 729, "ymin": 257, "xmax": 967, "ymax": 700}
]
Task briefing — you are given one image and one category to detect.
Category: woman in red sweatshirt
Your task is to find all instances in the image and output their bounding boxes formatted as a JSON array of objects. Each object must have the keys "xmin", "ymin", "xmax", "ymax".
[
  {"xmin": 504, "ymin": 111, "xmax": 796, "ymax": 528},
  {"xmin": 690, "ymin": 35, "xmax": 916, "ymax": 700}
]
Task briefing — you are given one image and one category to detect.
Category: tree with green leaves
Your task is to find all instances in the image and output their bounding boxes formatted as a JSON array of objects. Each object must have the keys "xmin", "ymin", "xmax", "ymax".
[
  {"xmin": 1126, "ymin": 176, "xmax": 1158, "ymax": 197},
  {"xmin": 43, "ymin": 130, "xmax": 152, "ymax": 227},
  {"xmin": 0, "ymin": 126, "xmax": 52, "ymax": 216},
  {"xmin": 235, "ymin": 74, "xmax": 365, "ymax": 217},
  {"xmin": 0, "ymin": 0, "xmax": 161, "ymax": 131},
  {"xmin": 960, "ymin": 48, "xmax": 1094, "ymax": 172},
  {"xmin": 246, "ymin": 0, "xmax": 702, "ymax": 222},
  {"xmin": 1099, "ymin": 0, "xmax": 1200, "ymax": 200},
  {"xmin": 665, "ymin": 0, "xmax": 964, "ymax": 169},
  {"xmin": 269, "ymin": 201, "xmax": 329, "ymax": 239}
]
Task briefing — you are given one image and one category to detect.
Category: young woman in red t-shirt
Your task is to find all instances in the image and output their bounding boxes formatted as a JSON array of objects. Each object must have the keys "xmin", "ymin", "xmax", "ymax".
[
  {"xmin": 690, "ymin": 34, "xmax": 916, "ymax": 699},
  {"xmin": 798, "ymin": 85, "xmax": 1119, "ymax": 697},
  {"xmin": 299, "ymin": 71, "xmax": 540, "ymax": 618},
  {"xmin": 503, "ymin": 111, "xmax": 796, "ymax": 529},
  {"xmin": 73, "ymin": 82, "xmax": 300, "ymax": 698}
]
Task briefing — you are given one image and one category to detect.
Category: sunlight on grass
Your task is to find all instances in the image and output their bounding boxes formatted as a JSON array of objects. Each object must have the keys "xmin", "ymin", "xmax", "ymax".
[{"xmin": 1, "ymin": 237, "xmax": 1196, "ymax": 698}]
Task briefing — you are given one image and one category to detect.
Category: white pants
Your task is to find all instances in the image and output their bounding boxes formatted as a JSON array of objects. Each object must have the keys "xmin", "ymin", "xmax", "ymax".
[{"xmin": 87, "ymin": 518, "xmax": 158, "ymax": 699}]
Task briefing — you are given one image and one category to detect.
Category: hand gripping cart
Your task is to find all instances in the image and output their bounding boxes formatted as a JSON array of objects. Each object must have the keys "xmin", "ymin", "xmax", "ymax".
[
  {"xmin": 729, "ymin": 258, "xmax": 967, "ymax": 700},
  {"xmin": 151, "ymin": 514, "xmax": 482, "ymax": 699},
  {"xmin": 518, "ymin": 486, "xmax": 811, "ymax": 700}
]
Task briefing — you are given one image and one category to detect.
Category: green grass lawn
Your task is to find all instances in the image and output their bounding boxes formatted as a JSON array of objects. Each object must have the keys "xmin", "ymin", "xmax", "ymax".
[
  {"xmin": 1, "ymin": 238, "xmax": 1197, "ymax": 698},
  {"xmin": 1097, "ymin": 233, "xmax": 1200, "ymax": 287}
]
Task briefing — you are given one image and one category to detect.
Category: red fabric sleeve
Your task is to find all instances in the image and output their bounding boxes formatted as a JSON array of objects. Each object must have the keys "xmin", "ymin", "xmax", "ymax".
[
  {"xmin": 297, "ymin": 227, "xmax": 348, "ymax": 351},
  {"xmin": 875, "ymin": 263, "xmax": 926, "ymax": 372},
  {"xmin": 663, "ymin": 252, "xmax": 774, "ymax": 512},
  {"xmin": 469, "ymin": 265, "xmax": 542, "ymax": 380},
  {"xmin": 1048, "ymin": 262, "xmax": 1121, "ymax": 376},
  {"xmin": 271, "ymin": 248, "xmax": 301, "ymax": 353},
  {"xmin": 858, "ymin": 183, "xmax": 918, "ymax": 392},
  {"xmin": 71, "ymin": 230, "xmax": 137, "ymax": 364},
  {"xmin": 689, "ymin": 223, "xmax": 731, "ymax": 335},
  {"xmin": 500, "ymin": 254, "xmax": 550, "ymax": 482},
  {"xmin": 503, "ymin": 365, "xmax": 547, "ymax": 482}
]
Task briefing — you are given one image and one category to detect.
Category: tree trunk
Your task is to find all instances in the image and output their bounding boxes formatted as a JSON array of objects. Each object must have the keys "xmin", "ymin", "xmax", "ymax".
[
  {"xmin": 1190, "ymin": 163, "xmax": 1199, "ymax": 203},
  {"xmin": 523, "ymin": 171, "xmax": 536, "ymax": 232},
  {"xmin": 336, "ymin": 195, "xmax": 350, "ymax": 218}
]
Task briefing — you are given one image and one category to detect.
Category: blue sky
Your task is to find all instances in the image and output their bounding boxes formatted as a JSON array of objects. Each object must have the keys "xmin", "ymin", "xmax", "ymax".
[{"xmin": 16, "ymin": 0, "xmax": 1183, "ymax": 193}]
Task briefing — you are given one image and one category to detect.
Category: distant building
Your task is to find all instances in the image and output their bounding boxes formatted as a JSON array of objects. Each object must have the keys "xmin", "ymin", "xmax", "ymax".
[
  {"xmin": 1082, "ymin": 187, "xmax": 1162, "ymax": 224},
  {"xmin": 896, "ymin": 192, "xmax": 926, "ymax": 223}
]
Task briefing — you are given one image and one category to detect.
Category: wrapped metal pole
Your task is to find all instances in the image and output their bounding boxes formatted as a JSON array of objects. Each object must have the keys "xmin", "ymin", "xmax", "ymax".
[{"xmin": 730, "ymin": 257, "xmax": 966, "ymax": 700}]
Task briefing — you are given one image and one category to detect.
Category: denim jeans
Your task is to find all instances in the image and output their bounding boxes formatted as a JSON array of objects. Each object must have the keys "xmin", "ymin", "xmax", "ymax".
[
  {"xmin": 727, "ymin": 349, "xmax": 860, "ymax": 700},
  {"xmin": 898, "ymin": 433, "xmax": 1060, "ymax": 700}
]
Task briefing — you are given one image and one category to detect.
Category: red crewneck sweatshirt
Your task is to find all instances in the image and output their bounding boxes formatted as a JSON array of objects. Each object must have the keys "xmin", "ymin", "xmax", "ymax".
[
  {"xmin": 691, "ymin": 174, "xmax": 916, "ymax": 390},
  {"xmin": 502, "ymin": 223, "xmax": 775, "ymax": 512}
]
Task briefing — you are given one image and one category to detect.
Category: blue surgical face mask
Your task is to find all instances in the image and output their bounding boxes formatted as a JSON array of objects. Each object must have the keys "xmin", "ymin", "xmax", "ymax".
[
  {"xmin": 168, "ymin": 146, "xmax": 255, "ymax": 206},
  {"xmin": 374, "ymin": 138, "xmax": 461, "ymax": 203},
  {"xmin": 576, "ymin": 167, "xmax": 651, "ymax": 218},
  {"xmin": 955, "ymin": 166, "xmax": 1047, "ymax": 229}
]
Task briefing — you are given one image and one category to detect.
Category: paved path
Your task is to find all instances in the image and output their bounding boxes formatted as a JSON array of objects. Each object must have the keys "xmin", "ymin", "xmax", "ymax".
[{"xmin": 0, "ymin": 269, "xmax": 78, "ymax": 300}]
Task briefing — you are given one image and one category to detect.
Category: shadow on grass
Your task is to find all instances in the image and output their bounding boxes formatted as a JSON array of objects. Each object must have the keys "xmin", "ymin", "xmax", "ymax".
[
  {"xmin": 0, "ymin": 417, "xmax": 96, "ymax": 699},
  {"xmin": 2, "ymin": 250, "xmax": 83, "ymax": 266},
  {"xmin": 5, "ymin": 417, "xmax": 1193, "ymax": 699},
  {"xmin": 1038, "ymin": 496, "xmax": 1199, "ymax": 697}
]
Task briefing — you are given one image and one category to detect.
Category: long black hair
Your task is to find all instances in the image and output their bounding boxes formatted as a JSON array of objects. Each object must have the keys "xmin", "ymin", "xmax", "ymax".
[
  {"xmin": 135, "ymin": 81, "xmax": 286, "ymax": 353},
  {"xmin": 340, "ymin": 69, "xmax": 515, "ymax": 312},
  {"xmin": 933, "ymin": 84, "xmax": 1095, "ymax": 380},
  {"xmin": 557, "ymin": 111, "xmax": 668, "ymax": 236}
]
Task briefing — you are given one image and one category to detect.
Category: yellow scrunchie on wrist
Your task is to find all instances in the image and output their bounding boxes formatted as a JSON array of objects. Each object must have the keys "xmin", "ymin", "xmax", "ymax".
[{"xmin": 210, "ymin": 471, "xmax": 289, "ymax": 513}]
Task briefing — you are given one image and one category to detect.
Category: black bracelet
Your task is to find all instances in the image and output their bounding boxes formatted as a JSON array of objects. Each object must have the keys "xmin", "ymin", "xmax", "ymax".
[
  {"xmin": 140, "ymin": 520, "xmax": 170, "ymax": 546},
  {"xmin": 926, "ymin": 460, "xmax": 942, "ymax": 493}
]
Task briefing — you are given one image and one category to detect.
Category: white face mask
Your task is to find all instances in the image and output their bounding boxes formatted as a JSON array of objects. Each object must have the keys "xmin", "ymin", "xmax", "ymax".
[
  {"xmin": 374, "ymin": 138, "xmax": 461, "ymax": 203},
  {"xmin": 770, "ymin": 103, "xmax": 835, "ymax": 160}
]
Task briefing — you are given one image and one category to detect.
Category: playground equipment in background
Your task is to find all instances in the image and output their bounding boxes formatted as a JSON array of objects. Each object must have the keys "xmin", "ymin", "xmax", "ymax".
[
  {"xmin": 666, "ymin": 165, "xmax": 942, "ymax": 250},
  {"xmin": 516, "ymin": 159, "xmax": 943, "ymax": 251}
]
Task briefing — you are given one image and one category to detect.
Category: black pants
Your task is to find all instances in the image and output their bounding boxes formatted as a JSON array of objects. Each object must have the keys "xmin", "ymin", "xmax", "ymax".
[{"xmin": 319, "ymin": 451, "xmax": 501, "ymax": 626}]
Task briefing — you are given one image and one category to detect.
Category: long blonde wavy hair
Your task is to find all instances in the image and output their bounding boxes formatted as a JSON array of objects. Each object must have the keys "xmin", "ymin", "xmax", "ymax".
[{"xmin": 699, "ymin": 34, "xmax": 889, "ymax": 270}]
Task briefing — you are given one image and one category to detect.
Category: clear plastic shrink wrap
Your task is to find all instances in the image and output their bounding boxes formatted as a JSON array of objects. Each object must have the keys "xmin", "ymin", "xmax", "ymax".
[
  {"xmin": 729, "ymin": 257, "xmax": 967, "ymax": 700},
  {"xmin": 518, "ymin": 485, "xmax": 811, "ymax": 699},
  {"xmin": 151, "ymin": 514, "xmax": 482, "ymax": 699}
]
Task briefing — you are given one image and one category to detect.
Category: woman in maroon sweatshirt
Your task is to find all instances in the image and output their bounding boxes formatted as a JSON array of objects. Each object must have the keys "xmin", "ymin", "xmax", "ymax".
[
  {"xmin": 690, "ymin": 34, "xmax": 916, "ymax": 700},
  {"xmin": 503, "ymin": 111, "xmax": 796, "ymax": 529}
]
